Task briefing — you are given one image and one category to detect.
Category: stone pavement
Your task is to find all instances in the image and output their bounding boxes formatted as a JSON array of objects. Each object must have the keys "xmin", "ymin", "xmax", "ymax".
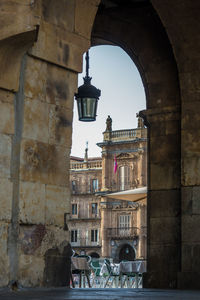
[{"xmin": 1, "ymin": 288, "xmax": 200, "ymax": 300}]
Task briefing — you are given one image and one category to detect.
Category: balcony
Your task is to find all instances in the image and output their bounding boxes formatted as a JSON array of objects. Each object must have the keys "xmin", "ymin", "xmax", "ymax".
[
  {"xmin": 70, "ymin": 161, "xmax": 102, "ymax": 170},
  {"xmin": 71, "ymin": 238, "xmax": 101, "ymax": 248},
  {"xmin": 107, "ymin": 227, "xmax": 139, "ymax": 240},
  {"xmin": 103, "ymin": 128, "xmax": 147, "ymax": 143},
  {"xmin": 71, "ymin": 184, "xmax": 101, "ymax": 195}
]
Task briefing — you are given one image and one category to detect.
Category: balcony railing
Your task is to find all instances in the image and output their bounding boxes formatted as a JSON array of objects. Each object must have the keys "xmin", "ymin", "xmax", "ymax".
[
  {"xmin": 70, "ymin": 161, "xmax": 102, "ymax": 170},
  {"xmin": 71, "ymin": 184, "xmax": 101, "ymax": 195},
  {"xmin": 107, "ymin": 227, "xmax": 139, "ymax": 239},
  {"xmin": 103, "ymin": 128, "xmax": 147, "ymax": 142},
  {"xmin": 71, "ymin": 238, "xmax": 101, "ymax": 247}
]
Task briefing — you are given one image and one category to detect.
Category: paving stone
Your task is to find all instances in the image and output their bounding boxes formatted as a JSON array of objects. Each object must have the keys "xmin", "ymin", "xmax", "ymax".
[{"xmin": 0, "ymin": 288, "xmax": 200, "ymax": 300}]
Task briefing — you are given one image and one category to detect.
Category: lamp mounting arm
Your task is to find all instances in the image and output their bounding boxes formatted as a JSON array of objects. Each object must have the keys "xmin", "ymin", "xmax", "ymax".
[
  {"xmin": 84, "ymin": 51, "xmax": 92, "ymax": 84},
  {"xmin": 86, "ymin": 51, "xmax": 89, "ymax": 78}
]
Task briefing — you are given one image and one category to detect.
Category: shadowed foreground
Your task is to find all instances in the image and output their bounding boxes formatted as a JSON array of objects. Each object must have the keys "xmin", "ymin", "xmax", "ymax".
[{"xmin": 1, "ymin": 288, "xmax": 200, "ymax": 300}]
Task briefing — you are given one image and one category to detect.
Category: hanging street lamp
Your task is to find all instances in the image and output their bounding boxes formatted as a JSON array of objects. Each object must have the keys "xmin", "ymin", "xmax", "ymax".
[{"xmin": 75, "ymin": 51, "xmax": 101, "ymax": 121}]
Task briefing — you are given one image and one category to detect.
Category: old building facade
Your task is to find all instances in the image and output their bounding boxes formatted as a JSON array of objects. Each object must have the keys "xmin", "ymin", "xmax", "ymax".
[
  {"xmin": 98, "ymin": 116, "xmax": 147, "ymax": 261},
  {"xmin": 0, "ymin": 0, "xmax": 200, "ymax": 290},
  {"xmin": 69, "ymin": 152, "xmax": 102, "ymax": 258},
  {"xmin": 69, "ymin": 116, "xmax": 147, "ymax": 263}
]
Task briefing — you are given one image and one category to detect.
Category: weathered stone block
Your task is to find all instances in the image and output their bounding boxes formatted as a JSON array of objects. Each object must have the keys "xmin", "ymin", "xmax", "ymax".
[
  {"xmin": 18, "ymin": 254, "xmax": 45, "ymax": 287},
  {"xmin": 192, "ymin": 186, "xmax": 200, "ymax": 214},
  {"xmin": 0, "ymin": 89, "xmax": 14, "ymax": 104},
  {"xmin": 20, "ymin": 139, "xmax": 69, "ymax": 186},
  {"xmin": 150, "ymin": 120, "xmax": 180, "ymax": 137},
  {"xmin": 149, "ymin": 189, "xmax": 180, "ymax": 218},
  {"xmin": 182, "ymin": 102, "xmax": 200, "ymax": 130},
  {"xmin": 23, "ymin": 98, "xmax": 49, "ymax": 143},
  {"xmin": 150, "ymin": 161, "xmax": 180, "ymax": 189},
  {"xmin": 0, "ymin": 0, "xmax": 39, "ymax": 41},
  {"xmin": 19, "ymin": 224, "xmax": 47, "ymax": 256},
  {"xmin": 182, "ymin": 215, "xmax": 200, "ymax": 243},
  {"xmin": 0, "ymin": 223, "xmax": 9, "ymax": 286},
  {"xmin": 182, "ymin": 154, "xmax": 200, "ymax": 186},
  {"xmin": 182, "ymin": 186, "xmax": 200, "ymax": 216},
  {"xmin": 0, "ymin": 101, "xmax": 14, "ymax": 134},
  {"xmin": 181, "ymin": 186, "xmax": 193, "ymax": 215},
  {"xmin": 150, "ymin": 217, "xmax": 180, "ymax": 245},
  {"xmin": 182, "ymin": 129, "xmax": 200, "ymax": 157},
  {"xmin": 42, "ymin": 0, "xmax": 75, "ymax": 32},
  {"xmin": 0, "ymin": 134, "xmax": 12, "ymax": 178},
  {"xmin": 178, "ymin": 271, "xmax": 200, "ymax": 289},
  {"xmin": 19, "ymin": 181, "xmax": 45, "ymax": 224},
  {"xmin": 49, "ymin": 105, "xmax": 72, "ymax": 146},
  {"xmin": 181, "ymin": 244, "xmax": 193, "ymax": 272},
  {"xmin": 0, "ymin": 178, "xmax": 13, "ymax": 221},
  {"xmin": 0, "ymin": 30, "xmax": 37, "ymax": 92},
  {"xmin": 180, "ymin": 71, "xmax": 200, "ymax": 100},
  {"xmin": 181, "ymin": 243, "xmax": 200, "ymax": 273},
  {"xmin": 150, "ymin": 134, "xmax": 180, "ymax": 163},
  {"xmin": 40, "ymin": 226, "xmax": 70, "ymax": 257},
  {"xmin": 148, "ymin": 243, "xmax": 180, "ymax": 271},
  {"xmin": 75, "ymin": 0, "xmax": 100, "ymax": 39},
  {"xmin": 45, "ymin": 184, "xmax": 70, "ymax": 226},
  {"xmin": 143, "ymin": 270, "xmax": 178, "ymax": 289},
  {"xmin": 30, "ymin": 21, "xmax": 89, "ymax": 72},
  {"xmin": 46, "ymin": 63, "xmax": 77, "ymax": 109},
  {"xmin": 24, "ymin": 56, "xmax": 47, "ymax": 102}
]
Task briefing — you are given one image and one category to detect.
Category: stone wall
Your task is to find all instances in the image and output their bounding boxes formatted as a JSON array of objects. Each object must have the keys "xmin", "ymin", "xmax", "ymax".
[
  {"xmin": 0, "ymin": 0, "xmax": 200, "ymax": 290},
  {"xmin": 0, "ymin": 0, "xmax": 100, "ymax": 288}
]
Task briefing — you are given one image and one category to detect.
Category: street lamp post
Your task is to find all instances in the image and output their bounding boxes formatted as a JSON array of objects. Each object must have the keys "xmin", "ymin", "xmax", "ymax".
[{"xmin": 75, "ymin": 51, "xmax": 101, "ymax": 121}]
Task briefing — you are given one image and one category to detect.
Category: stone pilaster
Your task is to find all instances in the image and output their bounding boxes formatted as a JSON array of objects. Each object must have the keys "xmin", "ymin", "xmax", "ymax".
[
  {"xmin": 142, "ymin": 105, "xmax": 181, "ymax": 288},
  {"xmin": 0, "ymin": 0, "xmax": 100, "ymax": 288}
]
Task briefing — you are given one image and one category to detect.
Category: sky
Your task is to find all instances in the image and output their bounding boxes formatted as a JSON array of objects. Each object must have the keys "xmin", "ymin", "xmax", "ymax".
[{"xmin": 71, "ymin": 45, "xmax": 146, "ymax": 158}]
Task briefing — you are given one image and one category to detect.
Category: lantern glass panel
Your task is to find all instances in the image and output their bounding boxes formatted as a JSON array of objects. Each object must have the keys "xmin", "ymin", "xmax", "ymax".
[
  {"xmin": 82, "ymin": 97, "xmax": 96, "ymax": 118},
  {"xmin": 77, "ymin": 99, "xmax": 83, "ymax": 119},
  {"xmin": 77, "ymin": 97, "xmax": 98, "ymax": 121}
]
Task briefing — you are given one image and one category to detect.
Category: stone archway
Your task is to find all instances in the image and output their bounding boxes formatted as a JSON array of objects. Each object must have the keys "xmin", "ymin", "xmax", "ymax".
[
  {"xmin": 89, "ymin": 252, "xmax": 100, "ymax": 258},
  {"xmin": 118, "ymin": 244, "xmax": 136, "ymax": 262},
  {"xmin": 0, "ymin": 0, "xmax": 200, "ymax": 291},
  {"xmin": 92, "ymin": 0, "xmax": 181, "ymax": 288}
]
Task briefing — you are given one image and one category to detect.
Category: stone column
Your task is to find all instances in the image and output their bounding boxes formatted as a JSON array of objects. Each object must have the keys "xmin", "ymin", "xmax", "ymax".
[
  {"xmin": 0, "ymin": 0, "xmax": 100, "ymax": 288},
  {"xmin": 101, "ymin": 152, "xmax": 110, "ymax": 191},
  {"xmin": 100, "ymin": 201, "xmax": 111, "ymax": 258},
  {"xmin": 178, "ymin": 50, "xmax": 200, "ymax": 289},
  {"xmin": 142, "ymin": 105, "xmax": 181, "ymax": 288},
  {"xmin": 151, "ymin": 0, "xmax": 200, "ymax": 289}
]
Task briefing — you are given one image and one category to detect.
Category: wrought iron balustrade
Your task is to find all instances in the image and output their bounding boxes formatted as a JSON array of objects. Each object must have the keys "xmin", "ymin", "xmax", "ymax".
[
  {"xmin": 103, "ymin": 128, "xmax": 147, "ymax": 142},
  {"xmin": 70, "ymin": 184, "xmax": 101, "ymax": 195},
  {"xmin": 71, "ymin": 238, "xmax": 101, "ymax": 247},
  {"xmin": 107, "ymin": 227, "xmax": 139, "ymax": 239},
  {"xmin": 70, "ymin": 161, "xmax": 102, "ymax": 170}
]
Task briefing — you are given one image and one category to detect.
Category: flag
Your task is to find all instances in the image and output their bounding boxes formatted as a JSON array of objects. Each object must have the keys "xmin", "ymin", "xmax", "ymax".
[{"xmin": 114, "ymin": 154, "xmax": 118, "ymax": 173}]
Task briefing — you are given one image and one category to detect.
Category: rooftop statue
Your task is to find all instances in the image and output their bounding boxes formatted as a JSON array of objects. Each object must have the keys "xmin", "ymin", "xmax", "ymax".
[{"xmin": 106, "ymin": 115, "xmax": 112, "ymax": 132}]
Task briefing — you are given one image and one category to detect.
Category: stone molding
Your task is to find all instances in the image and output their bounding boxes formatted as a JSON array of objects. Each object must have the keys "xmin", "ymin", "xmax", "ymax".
[{"xmin": 140, "ymin": 105, "xmax": 180, "ymax": 125}]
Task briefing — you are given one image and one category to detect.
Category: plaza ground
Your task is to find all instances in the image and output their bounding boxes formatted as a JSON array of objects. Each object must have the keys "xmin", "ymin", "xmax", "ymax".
[{"xmin": 1, "ymin": 288, "xmax": 200, "ymax": 300}]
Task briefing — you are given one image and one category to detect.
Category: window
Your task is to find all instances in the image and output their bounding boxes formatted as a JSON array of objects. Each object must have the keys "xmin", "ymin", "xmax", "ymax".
[
  {"xmin": 119, "ymin": 166, "xmax": 129, "ymax": 191},
  {"xmin": 119, "ymin": 215, "xmax": 130, "ymax": 228},
  {"xmin": 72, "ymin": 203, "xmax": 77, "ymax": 215},
  {"xmin": 71, "ymin": 230, "xmax": 78, "ymax": 243},
  {"xmin": 92, "ymin": 203, "xmax": 98, "ymax": 215},
  {"xmin": 92, "ymin": 179, "xmax": 98, "ymax": 192},
  {"xmin": 72, "ymin": 181, "xmax": 76, "ymax": 193},
  {"xmin": 91, "ymin": 229, "xmax": 98, "ymax": 242},
  {"xmin": 119, "ymin": 215, "xmax": 131, "ymax": 236}
]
